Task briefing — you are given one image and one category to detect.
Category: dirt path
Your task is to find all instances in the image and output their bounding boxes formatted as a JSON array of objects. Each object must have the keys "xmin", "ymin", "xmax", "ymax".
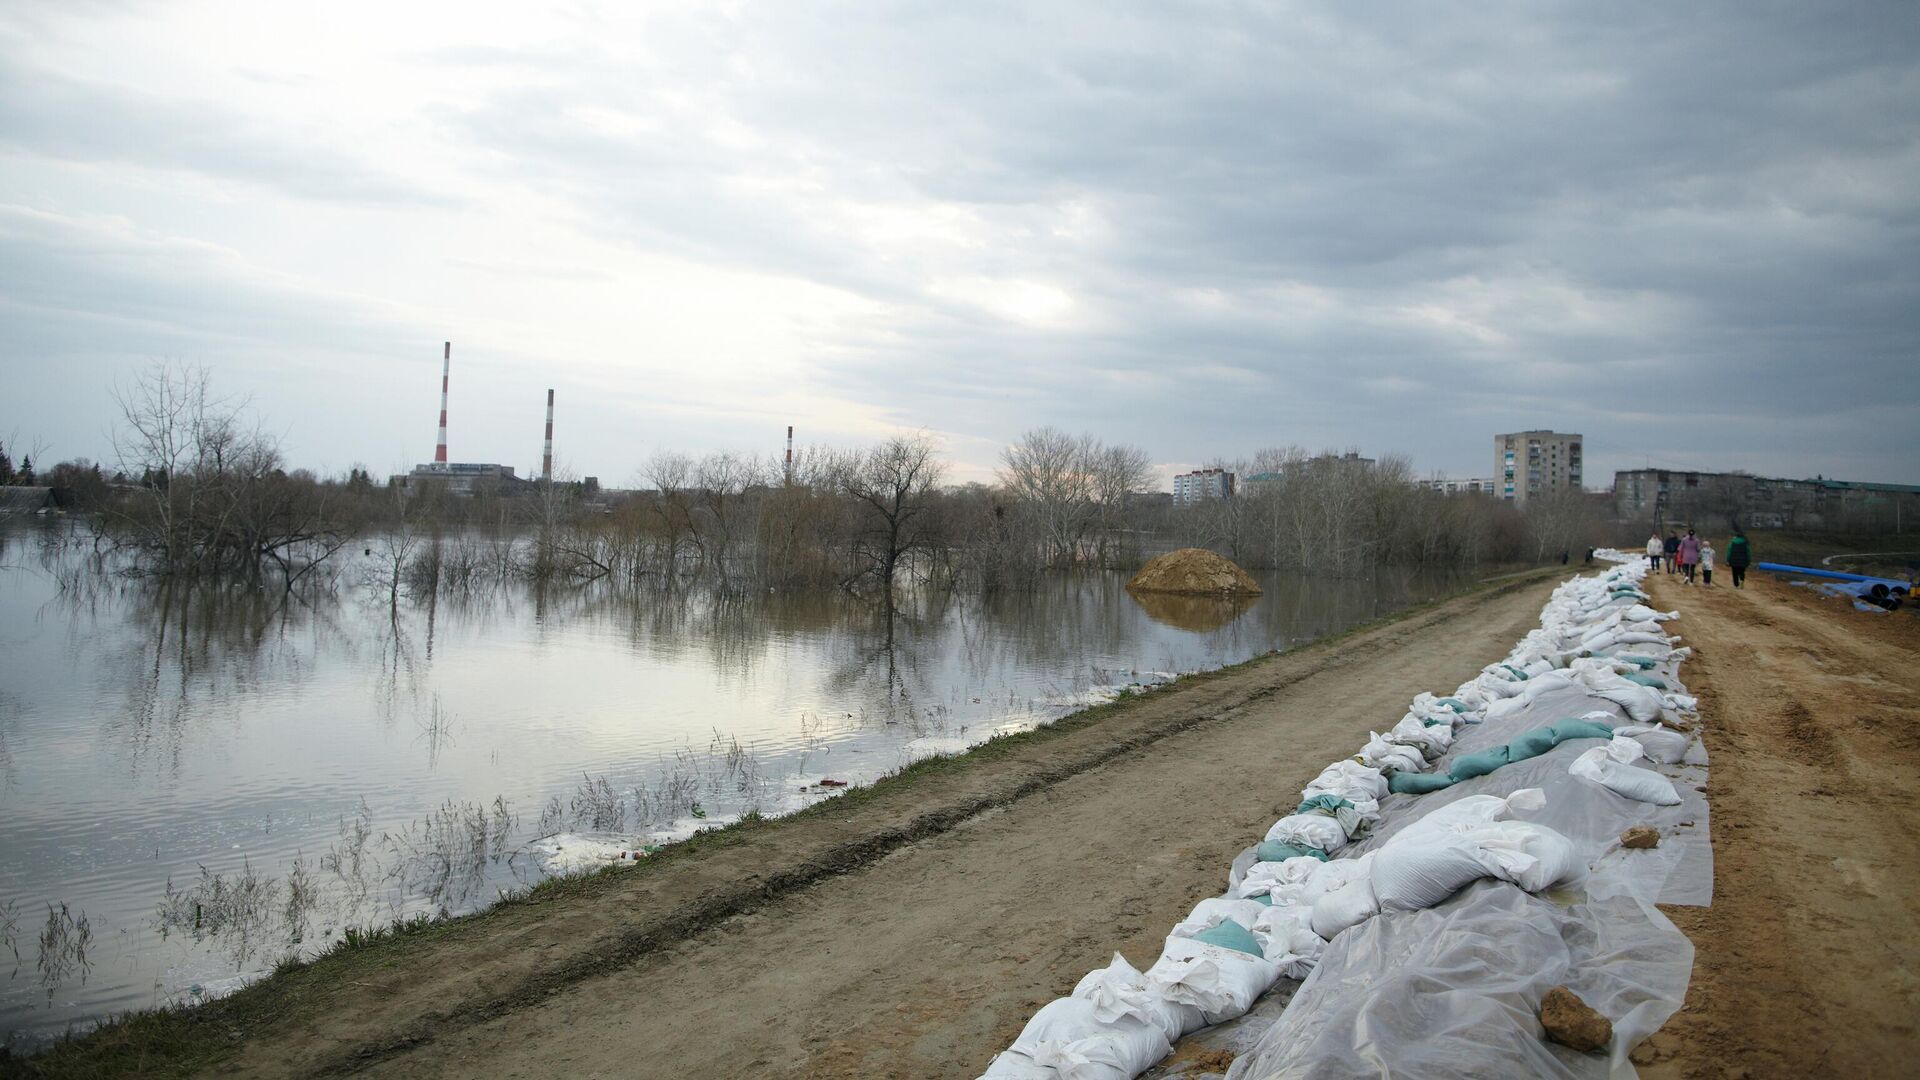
[
  {"xmin": 1633, "ymin": 572, "xmax": 1920, "ymax": 1078},
  {"xmin": 19, "ymin": 570, "xmax": 1533, "ymax": 1080}
]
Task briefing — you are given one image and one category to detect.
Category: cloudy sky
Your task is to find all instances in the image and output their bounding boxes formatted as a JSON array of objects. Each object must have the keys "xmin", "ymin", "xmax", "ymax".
[{"xmin": 2, "ymin": 1, "xmax": 1915, "ymax": 488}]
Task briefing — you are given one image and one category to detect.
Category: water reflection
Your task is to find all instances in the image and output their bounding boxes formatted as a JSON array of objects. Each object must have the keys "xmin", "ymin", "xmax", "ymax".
[
  {"xmin": 1129, "ymin": 591, "xmax": 1258, "ymax": 633},
  {"xmin": 0, "ymin": 525, "xmax": 1467, "ymax": 1043}
]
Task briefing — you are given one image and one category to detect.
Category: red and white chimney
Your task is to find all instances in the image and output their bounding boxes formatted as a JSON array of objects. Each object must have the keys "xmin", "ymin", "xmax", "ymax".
[
  {"xmin": 434, "ymin": 342, "xmax": 450, "ymax": 465},
  {"xmin": 785, "ymin": 425, "xmax": 794, "ymax": 481},
  {"xmin": 542, "ymin": 388, "xmax": 555, "ymax": 483}
]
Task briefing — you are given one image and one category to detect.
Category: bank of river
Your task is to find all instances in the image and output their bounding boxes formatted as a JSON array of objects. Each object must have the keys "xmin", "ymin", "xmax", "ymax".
[{"xmin": 0, "ymin": 525, "xmax": 1470, "ymax": 1046}]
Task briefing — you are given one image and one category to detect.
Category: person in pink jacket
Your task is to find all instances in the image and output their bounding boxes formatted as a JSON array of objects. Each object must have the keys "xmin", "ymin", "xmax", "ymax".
[{"xmin": 1677, "ymin": 529, "xmax": 1702, "ymax": 585}]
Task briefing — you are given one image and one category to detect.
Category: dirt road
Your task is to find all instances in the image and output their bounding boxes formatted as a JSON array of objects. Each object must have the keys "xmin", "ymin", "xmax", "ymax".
[
  {"xmin": 25, "ymin": 570, "xmax": 1552, "ymax": 1080},
  {"xmin": 1633, "ymin": 572, "xmax": 1920, "ymax": 1078}
]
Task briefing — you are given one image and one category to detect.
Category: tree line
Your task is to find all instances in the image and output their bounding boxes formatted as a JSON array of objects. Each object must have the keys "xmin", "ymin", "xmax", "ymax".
[{"xmin": 30, "ymin": 363, "xmax": 1631, "ymax": 594}]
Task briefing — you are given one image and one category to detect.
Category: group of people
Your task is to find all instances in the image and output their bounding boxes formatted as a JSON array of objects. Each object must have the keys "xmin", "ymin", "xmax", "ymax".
[{"xmin": 1646, "ymin": 528, "xmax": 1752, "ymax": 587}]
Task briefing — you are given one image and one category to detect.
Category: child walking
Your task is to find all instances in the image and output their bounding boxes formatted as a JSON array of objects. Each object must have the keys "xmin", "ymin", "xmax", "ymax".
[{"xmin": 1700, "ymin": 540, "xmax": 1715, "ymax": 586}]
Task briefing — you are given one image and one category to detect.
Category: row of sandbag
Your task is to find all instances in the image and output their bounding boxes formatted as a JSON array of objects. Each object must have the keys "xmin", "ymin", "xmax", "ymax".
[
  {"xmin": 1224, "ymin": 556, "xmax": 1704, "ymax": 1078},
  {"xmin": 979, "ymin": 558, "xmax": 1692, "ymax": 1080}
]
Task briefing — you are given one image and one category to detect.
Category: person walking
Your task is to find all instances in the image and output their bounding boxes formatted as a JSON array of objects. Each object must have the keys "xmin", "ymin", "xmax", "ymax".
[
  {"xmin": 1678, "ymin": 529, "xmax": 1701, "ymax": 585},
  {"xmin": 1646, "ymin": 533, "xmax": 1663, "ymax": 573},
  {"xmin": 1726, "ymin": 530, "xmax": 1752, "ymax": 588},
  {"xmin": 1664, "ymin": 532, "xmax": 1681, "ymax": 574},
  {"xmin": 1700, "ymin": 540, "xmax": 1715, "ymax": 586}
]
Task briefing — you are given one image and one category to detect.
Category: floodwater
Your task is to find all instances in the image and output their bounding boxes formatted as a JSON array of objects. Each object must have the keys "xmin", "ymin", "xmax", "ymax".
[{"xmin": 0, "ymin": 523, "xmax": 1464, "ymax": 1044}]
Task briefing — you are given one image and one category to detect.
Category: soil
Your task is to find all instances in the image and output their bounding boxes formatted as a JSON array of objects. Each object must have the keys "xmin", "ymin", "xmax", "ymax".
[
  {"xmin": 32, "ymin": 570, "xmax": 1563, "ymax": 1079},
  {"xmin": 1126, "ymin": 548, "xmax": 1263, "ymax": 595},
  {"xmin": 1631, "ymin": 571, "xmax": 1920, "ymax": 1078},
  {"xmin": 1540, "ymin": 986, "xmax": 1611, "ymax": 1054}
]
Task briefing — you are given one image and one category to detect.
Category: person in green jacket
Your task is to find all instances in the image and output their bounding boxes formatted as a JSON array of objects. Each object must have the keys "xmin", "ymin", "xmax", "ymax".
[{"xmin": 1726, "ymin": 530, "xmax": 1752, "ymax": 588}]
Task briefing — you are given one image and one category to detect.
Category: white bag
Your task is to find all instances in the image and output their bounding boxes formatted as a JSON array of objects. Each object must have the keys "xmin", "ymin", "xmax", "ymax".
[
  {"xmin": 1251, "ymin": 903, "xmax": 1324, "ymax": 979},
  {"xmin": 1369, "ymin": 838, "xmax": 1495, "ymax": 911},
  {"xmin": 1236, "ymin": 856, "xmax": 1327, "ymax": 901},
  {"xmin": 1072, "ymin": 954, "xmax": 1202, "ymax": 1043},
  {"xmin": 1172, "ymin": 897, "xmax": 1274, "ymax": 943},
  {"xmin": 1006, "ymin": 997, "xmax": 1173, "ymax": 1080},
  {"xmin": 1614, "ymin": 723, "xmax": 1690, "ymax": 765},
  {"xmin": 1297, "ymin": 853, "xmax": 1375, "ymax": 905},
  {"xmin": 1309, "ymin": 875, "xmax": 1381, "ymax": 940},
  {"xmin": 1569, "ymin": 738, "xmax": 1682, "ymax": 805},
  {"xmin": 1301, "ymin": 760, "xmax": 1389, "ymax": 803},
  {"xmin": 1146, "ymin": 936, "xmax": 1281, "ymax": 1023},
  {"xmin": 1466, "ymin": 821, "xmax": 1579, "ymax": 892},
  {"xmin": 1264, "ymin": 813, "xmax": 1348, "ymax": 854}
]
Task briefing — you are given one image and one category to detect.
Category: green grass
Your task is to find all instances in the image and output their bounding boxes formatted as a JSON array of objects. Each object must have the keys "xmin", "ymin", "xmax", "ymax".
[{"xmin": 1, "ymin": 563, "xmax": 1566, "ymax": 1079}]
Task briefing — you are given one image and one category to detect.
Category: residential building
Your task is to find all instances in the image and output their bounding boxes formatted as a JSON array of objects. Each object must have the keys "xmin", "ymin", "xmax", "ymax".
[
  {"xmin": 1173, "ymin": 468, "xmax": 1234, "ymax": 505},
  {"xmin": 1613, "ymin": 468, "xmax": 1920, "ymax": 530},
  {"xmin": 1495, "ymin": 431, "xmax": 1583, "ymax": 504},
  {"xmin": 1421, "ymin": 477, "xmax": 1497, "ymax": 496}
]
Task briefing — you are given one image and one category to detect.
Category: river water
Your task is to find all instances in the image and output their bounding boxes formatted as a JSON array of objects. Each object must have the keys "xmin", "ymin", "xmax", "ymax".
[{"xmin": 0, "ymin": 523, "xmax": 1464, "ymax": 1044}]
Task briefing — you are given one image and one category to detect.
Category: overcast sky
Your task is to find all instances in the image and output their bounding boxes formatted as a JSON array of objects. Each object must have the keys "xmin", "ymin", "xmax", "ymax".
[{"xmin": 2, "ymin": 1, "xmax": 1915, "ymax": 488}]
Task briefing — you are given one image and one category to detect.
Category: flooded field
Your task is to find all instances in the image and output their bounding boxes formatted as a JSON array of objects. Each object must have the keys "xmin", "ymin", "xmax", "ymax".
[{"xmin": 0, "ymin": 523, "xmax": 1463, "ymax": 1044}]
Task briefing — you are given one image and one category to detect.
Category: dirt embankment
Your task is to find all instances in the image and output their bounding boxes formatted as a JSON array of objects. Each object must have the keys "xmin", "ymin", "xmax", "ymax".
[
  {"xmin": 1633, "ymin": 572, "xmax": 1920, "ymax": 1078},
  {"xmin": 20, "ymin": 570, "xmax": 1566, "ymax": 1080}
]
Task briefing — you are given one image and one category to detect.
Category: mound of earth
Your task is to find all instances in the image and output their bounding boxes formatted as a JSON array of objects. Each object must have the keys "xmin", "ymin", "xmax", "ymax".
[{"xmin": 1127, "ymin": 548, "xmax": 1263, "ymax": 596}]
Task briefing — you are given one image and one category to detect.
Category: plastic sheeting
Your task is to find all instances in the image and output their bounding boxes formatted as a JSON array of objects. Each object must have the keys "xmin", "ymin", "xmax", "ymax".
[{"xmin": 989, "ymin": 554, "xmax": 1710, "ymax": 1080}]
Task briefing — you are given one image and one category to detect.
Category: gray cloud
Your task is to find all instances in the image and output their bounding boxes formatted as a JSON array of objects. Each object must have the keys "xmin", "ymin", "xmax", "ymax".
[{"xmin": 2, "ymin": 1, "xmax": 1916, "ymax": 485}]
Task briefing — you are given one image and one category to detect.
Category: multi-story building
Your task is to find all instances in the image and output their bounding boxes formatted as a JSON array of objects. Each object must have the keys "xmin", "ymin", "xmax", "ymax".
[
  {"xmin": 1173, "ymin": 468, "xmax": 1235, "ymax": 505},
  {"xmin": 1495, "ymin": 431, "xmax": 1583, "ymax": 504},
  {"xmin": 1613, "ymin": 468, "xmax": 1920, "ymax": 530},
  {"xmin": 1421, "ymin": 477, "xmax": 1498, "ymax": 496}
]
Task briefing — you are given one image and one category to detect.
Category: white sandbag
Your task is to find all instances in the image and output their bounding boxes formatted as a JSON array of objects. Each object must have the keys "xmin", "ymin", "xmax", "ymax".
[
  {"xmin": 1389, "ymin": 713, "xmax": 1453, "ymax": 756},
  {"xmin": 1005, "ymin": 997, "xmax": 1172, "ymax": 1080},
  {"xmin": 1482, "ymin": 695, "xmax": 1530, "ymax": 723},
  {"xmin": 1236, "ymin": 856, "xmax": 1328, "ymax": 901},
  {"xmin": 1614, "ymin": 722, "xmax": 1691, "ymax": 764},
  {"xmin": 1466, "ymin": 821, "xmax": 1580, "ymax": 892},
  {"xmin": 1521, "ymin": 658, "xmax": 1556, "ymax": 678},
  {"xmin": 1358, "ymin": 733, "xmax": 1425, "ymax": 774},
  {"xmin": 1172, "ymin": 897, "xmax": 1274, "ymax": 943},
  {"xmin": 980, "ymin": 1049, "xmax": 1056, "ymax": 1078},
  {"xmin": 1569, "ymin": 737, "xmax": 1682, "ymax": 805},
  {"xmin": 1384, "ymin": 788, "xmax": 1546, "ymax": 852},
  {"xmin": 1309, "ymin": 875, "xmax": 1381, "ymax": 939},
  {"xmin": 1301, "ymin": 760, "xmax": 1388, "ymax": 803},
  {"xmin": 1264, "ymin": 813, "xmax": 1348, "ymax": 854},
  {"xmin": 1296, "ymin": 853, "xmax": 1375, "ymax": 906},
  {"xmin": 1520, "ymin": 672, "xmax": 1578, "ymax": 700},
  {"xmin": 1251, "ymin": 903, "xmax": 1324, "ymax": 979},
  {"xmin": 1369, "ymin": 838, "xmax": 1494, "ymax": 911},
  {"xmin": 1146, "ymin": 936, "xmax": 1281, "ymax": 1022},
  {"xmin": 1072, "ymin": 954, "xmax": 1203, "ymax": 1043}
]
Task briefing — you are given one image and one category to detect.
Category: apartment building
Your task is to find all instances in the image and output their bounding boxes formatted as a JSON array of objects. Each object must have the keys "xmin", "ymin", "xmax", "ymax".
[
  {"xmin": 1495, "ymin": 431, "xmax": 1583, "ymax": 504},
  {"xmin": 1173, "ymin": 468, "xmax": 1235, "ymax": 505}
]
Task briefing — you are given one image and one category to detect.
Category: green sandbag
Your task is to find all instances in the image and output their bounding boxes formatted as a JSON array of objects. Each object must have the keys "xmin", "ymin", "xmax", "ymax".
[
  {"xmin": 1500, "ymin": 664, "xmax": 1530, "ymax": 681},
  {"xmin": 1388, "ymin": 771, "xmax": 1457, "ymax": 795},
  {"xmin": 1550, "ymin": 718, "xmax": 1615, "ymax": 741},
  {"xmin": 1295, "ymin": 794, "xmax": 1353, "ymax": 816},
  {"xmin": 1249, "ymin": 892, "xmax": 1274, "ymax": 906},
  {"xmin": 1421, "ymin": 717, "xmax": 1450, "ymax": 727},
  {"xmin": 1256, "ymin": 840, "xmax": 1330, "ymax": 863},
  {"xmin": 1449, "ymin": 745, "xmax": 1511, "ymax": 780},
  {"xmin": 1190, "ymin": 920, "xmax": 1264, "ymax": 957},
  {"xmin": 1616, "ymin": 655, "xmax": 1659, "ymax": 669},
  {"xmin": 1435, "ymin": 697, "xmax": 1470, "ymax": 713},
  {"xmin": 1625, "ymin": 672, "xmax": 1668, "ymax": 689},
  {"xmin": 1505, "ymin": 727, "xmax": 1560, "ymax": 762}
]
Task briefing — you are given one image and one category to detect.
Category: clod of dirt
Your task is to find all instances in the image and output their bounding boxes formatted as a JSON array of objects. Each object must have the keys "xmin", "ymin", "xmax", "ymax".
[
  {"xmin": 1127, "ymin": 548, "xmax": 1263, "ymax": 596},
  {"xmin": 1621, "ymin": 825, "xmax": 1661, "ymax": 849},
  {"xmin": 1541, "ymin": 985, "xmax": 1613, "ymax": 1053}
]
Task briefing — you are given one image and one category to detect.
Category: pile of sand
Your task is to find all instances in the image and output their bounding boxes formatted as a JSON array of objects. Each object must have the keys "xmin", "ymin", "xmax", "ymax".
[{"xmin": 1127, "ymin": 548, "xmax": 1263, "ymax": 596}]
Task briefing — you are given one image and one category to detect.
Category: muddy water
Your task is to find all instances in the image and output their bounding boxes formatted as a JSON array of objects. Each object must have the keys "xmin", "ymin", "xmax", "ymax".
[{"xmin": 0, "ymin": 524, "xmax": 1462, "ymax": 1043}]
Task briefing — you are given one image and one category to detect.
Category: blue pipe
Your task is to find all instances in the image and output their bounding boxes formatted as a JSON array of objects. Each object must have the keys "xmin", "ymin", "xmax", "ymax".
[{"xmin": 1755, "ymin": 562, "xmax": 1908, "ymax": 588}]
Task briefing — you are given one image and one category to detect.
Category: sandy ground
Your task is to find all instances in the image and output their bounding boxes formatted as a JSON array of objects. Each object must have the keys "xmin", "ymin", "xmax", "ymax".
[
  {"xmin": 1632, "ymin": 570, "xmax": 1920, "ymax": 1078},
  {"xmin": 150, "ymin": 571, "xmax": 1567, "ymax": 1079}
]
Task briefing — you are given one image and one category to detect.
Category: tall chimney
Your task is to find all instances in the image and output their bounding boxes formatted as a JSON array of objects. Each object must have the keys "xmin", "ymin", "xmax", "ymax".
[
  {"xmin": 785, "ymin": 424, "xmax": 794, "ymax": 483},
  {"xmin": 542, "ymin": 388, "xmax": 555, "ymax": 483},
  {"xmin": 434, "ymin": 342, "xmax": 450, "ymax": 465}
]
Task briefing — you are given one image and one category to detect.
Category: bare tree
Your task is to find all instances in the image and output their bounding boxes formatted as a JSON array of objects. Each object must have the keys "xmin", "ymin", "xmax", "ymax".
[{"xmin": 837, "ymin": 434, "xmax": 946, "ymax": 591}]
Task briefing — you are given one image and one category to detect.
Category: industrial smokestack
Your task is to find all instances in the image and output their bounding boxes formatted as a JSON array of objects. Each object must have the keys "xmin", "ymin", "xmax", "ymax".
[
  {"xmin": 434, "ymin": 342, "xmax": 450, "ymax": 465},
  {"xmin": 542, "ymin": 388, "xmax": 555, "ymax": 483},
  {"xmin": 785, "ymin": 425, "xmax": 794, "ymax": 483}
]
